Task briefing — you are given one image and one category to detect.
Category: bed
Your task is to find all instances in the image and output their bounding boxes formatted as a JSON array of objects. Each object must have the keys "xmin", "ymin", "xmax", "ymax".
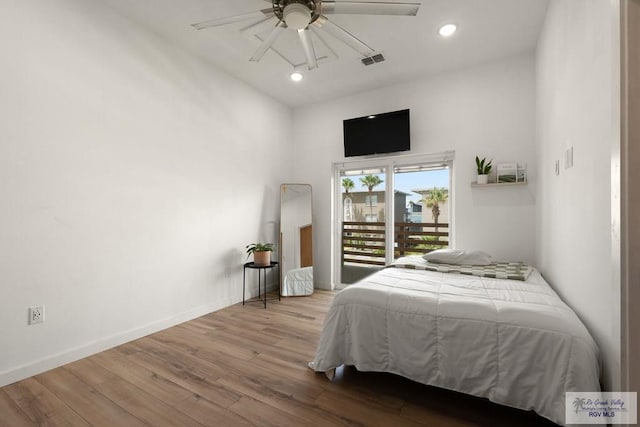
[
  {"xmin": 309, "ymin": 256, "xmax": 601, "ymax": 425},
  {"xmin": 281, "ymin": 266, "xmax": 314, "ymax": 296}
]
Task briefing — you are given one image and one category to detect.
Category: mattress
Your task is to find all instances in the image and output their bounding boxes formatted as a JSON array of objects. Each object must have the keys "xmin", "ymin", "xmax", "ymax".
[{"xmin": 309, "ymin": 257, "xmax": 600, "ymax": 425}]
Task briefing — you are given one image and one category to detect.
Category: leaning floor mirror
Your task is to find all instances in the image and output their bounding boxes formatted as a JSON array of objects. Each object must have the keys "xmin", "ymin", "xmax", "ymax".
[{"xmin": 280, "ymin": 184, "xmax": 313, "ymax": 296}]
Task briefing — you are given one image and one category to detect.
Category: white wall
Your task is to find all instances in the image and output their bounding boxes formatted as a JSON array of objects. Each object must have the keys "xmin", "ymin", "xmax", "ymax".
[
  {"xmin": 292, "ymin": 54, "xmax": 537, "ymax": 288},
  {"xmin": 536, "ymin": 0, "xmax": 620, "ymax": 390},
  {"xmin": 0, "ymin": 0, "xmax": 292, "ymax": 386}
]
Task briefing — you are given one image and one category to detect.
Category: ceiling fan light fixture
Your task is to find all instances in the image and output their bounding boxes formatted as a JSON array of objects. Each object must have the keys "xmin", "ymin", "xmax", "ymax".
[
  {"xmin": 290, "ymin": 71, "xmax": 304, "ymax": 82},
  {"xmin": 438, "ymin": 23, "xmax": 458, "ymax": 37},
  {"xmin": 283, "ymin": 3, "xmax": 312, "ymax": 30}
]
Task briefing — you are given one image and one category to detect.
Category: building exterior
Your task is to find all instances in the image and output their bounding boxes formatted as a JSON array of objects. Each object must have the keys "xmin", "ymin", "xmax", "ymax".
[
  {"xmin": 411, "ymin": 188, "xmax": 450, "ymax": 225},
  {"xmin": 343, "ymin": 190, "xmax": 411, "ymax": 223}
]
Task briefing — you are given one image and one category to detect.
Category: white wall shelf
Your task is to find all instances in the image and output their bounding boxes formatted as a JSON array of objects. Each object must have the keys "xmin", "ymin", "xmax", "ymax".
[{"xmin": 470, "ymin": 181, "xmax": 528, "ymax": 187}]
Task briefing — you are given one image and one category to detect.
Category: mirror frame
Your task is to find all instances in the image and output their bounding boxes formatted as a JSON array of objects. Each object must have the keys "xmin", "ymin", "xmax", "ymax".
[{"xmin": 279, "ymin": 184, "xmax": 313, "ymax": 296}]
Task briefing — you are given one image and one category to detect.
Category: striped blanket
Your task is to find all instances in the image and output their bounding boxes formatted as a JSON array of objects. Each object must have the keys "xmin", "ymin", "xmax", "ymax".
[{"xmin": 389, "ymin": 256, "xmax": 533, "ymax": 281}]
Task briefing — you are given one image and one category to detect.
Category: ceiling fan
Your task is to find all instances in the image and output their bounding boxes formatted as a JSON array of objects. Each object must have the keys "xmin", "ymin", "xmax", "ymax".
[{"xmin": 191, "ymin": 1, "xmax": 421, "ymax": 70}]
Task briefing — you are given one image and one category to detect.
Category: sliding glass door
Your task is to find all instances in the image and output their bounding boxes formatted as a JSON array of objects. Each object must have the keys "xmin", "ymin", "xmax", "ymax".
[
  {"xmin": 393, "ymin": 164, "xmax": 450, "ymax": 261},
  {"xmin": 334, "ymin": 153, "xmax": 452, "ymax": 287},
  {"xmin": 340, "ymin": 167, "xmax": 387, "ymax": 285}
]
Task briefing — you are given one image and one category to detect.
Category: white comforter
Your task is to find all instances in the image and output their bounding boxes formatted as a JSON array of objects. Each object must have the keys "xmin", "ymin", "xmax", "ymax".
[
  {"xmin": 282, "ymin": 266, "xmax": 314, "ymax": 296},
  {"xmin": 310, "ymin": 258, "xmax": 600, "ymax": 425}
]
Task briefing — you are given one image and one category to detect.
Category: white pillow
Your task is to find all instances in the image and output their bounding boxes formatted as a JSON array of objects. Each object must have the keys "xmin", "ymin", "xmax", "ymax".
[{"xmin": 422, "ymin": 249, "xmax": 492, "ymax": 266}]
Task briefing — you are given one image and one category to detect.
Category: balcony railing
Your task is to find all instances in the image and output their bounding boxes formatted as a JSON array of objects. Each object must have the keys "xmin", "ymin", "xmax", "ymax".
[{"xmin": 342, "ymin": 221, "xmax": 449, "ymax": 266}]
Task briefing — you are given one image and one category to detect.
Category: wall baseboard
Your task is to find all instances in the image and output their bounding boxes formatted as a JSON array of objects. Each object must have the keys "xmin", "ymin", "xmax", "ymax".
[
  {"xmin": 315, "ymin": 281, "xmax": 332, "ymax": 291},
  {"xmin": 0, "ymin": 298, "xmax": 233, "ymax": 388},
  {"xmin": 0, "ymin": 280, "xmax": 283, "ymax": 388}
]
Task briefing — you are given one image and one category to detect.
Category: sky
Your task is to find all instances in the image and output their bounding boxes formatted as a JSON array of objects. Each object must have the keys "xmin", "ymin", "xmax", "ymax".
[
  {"xmin": 345, "ymin": 168, "xmax": 449, "ymax": 205},
  {"xmin": 395, "ymin": 169, "xmax": 449, "ymax": 203}
]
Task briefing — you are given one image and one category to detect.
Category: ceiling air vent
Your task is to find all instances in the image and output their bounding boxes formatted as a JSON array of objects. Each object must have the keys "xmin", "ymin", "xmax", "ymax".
[{"xmin": 361, "ymin": 53, "xmax": 385, "ymax": 66}]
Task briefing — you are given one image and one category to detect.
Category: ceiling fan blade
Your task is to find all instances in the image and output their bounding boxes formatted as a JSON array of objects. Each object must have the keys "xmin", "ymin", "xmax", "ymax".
[
  {"xmin": 250, "ymin": 22, "xmax": 286, "ymax": 62},
  {"xmin": 298, "ymin": 28, "xmax": 318, "ymax": 70},
  {"xmin": 321, "ymin": 1, "xmax": 420, "ymax": 16},
  {"xmin": 309, "ymin": 26, "xmax": 339, "ymax": 60},
  {"xmin": 239, "ymin": 15, "xmax": 274, "ymax": 33},
  {"xmin": 312, "ymin": 16, "xmax": 374, "ymax": 57},
  {"xmin": 191, "ymin": 8, "xmax": 274, "ymax": 30}
]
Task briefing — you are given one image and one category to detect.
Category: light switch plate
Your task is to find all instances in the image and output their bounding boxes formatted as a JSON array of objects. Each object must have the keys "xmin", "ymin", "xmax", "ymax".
[{"xmin": 565, "ymin": 146, "xmax": 574, "ymax": 169}]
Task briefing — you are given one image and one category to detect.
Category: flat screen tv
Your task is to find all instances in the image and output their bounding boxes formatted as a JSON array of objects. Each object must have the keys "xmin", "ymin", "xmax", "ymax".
[{"xmin": 343, "ymin": 109, "xmax": 410, "ymax": 157}]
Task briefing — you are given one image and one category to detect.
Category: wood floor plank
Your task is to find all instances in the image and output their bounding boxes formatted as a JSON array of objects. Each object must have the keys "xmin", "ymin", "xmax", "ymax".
[
  {"xmin": 0, "ymin": 389, "xmax": 35, "ymax": 427},
  {"xmin": 217, "ymin": 371, "xmax": 357, "ymax": 427},
  {"xmin": 64, "ymin": 358, "xmax": 120, "ymax": 387},
  {"xmin": 153, "ymin": 325, "xmax": 258, "ymax": 362},
  {"xmin": 65, "ymin": 357, "xmax": 203, "ymax": 426},
  {"xmin": 401, "ymin": 402, "xmax": 481, "ymax": 427},
  {"xmin": 3, "ymin": 377, "xmax": 89, "ymax": 426},
  {"xmin": 176, "ymin": 318, "xmax": 220, "ymax": 335},
  {"xmin": 187, "ymin": 316, "xmax": 282, "ymax": 345},
  {"xmin": 124, "ymin": 348, "xmax": 242, "ymax": 409},
  {"xmin": 202, "ymin": 328, "xmax": 314, "ymax": 365},
  {"xmin": 273, "ymin": 336, "xmax": 318, "ymax": 359},
  {"xmin": 90, "ymin": 349, "xmax": 193, "ymax": 407},
  {"xmin": 324, "ymin": 368, "xmax": 407, "ymax": 413},
  {"xmin": 216, "ymin": 360, "xmax": 325, "ymax": 408},
  {"xmin": 94, "ymin": 379, "xmax": 204, "ymax": 427},
  {"xmin": 173, "ymin": 394, "xmax": 253, "ymax": 427},
  {"xmin": 228, "ymin": 395, "xmax": 311, "ymax": 427},
  {"xmin": 251, "ymin": 352, "xmax": 328, "ymax": 387},
  {"xmin": 128, "ymin": 335, "xmax": 230, "ymax": 381},
  {"xmin": 261, "ymin": 323, "xmax": 323, "ymax": 341},
  {"xmin": 314, "ymin": 388, "xmax": 426, "ymax": 427},
  {"xmin": 34, "ymin": 368, "xmax": 146, "ymax": 427}
]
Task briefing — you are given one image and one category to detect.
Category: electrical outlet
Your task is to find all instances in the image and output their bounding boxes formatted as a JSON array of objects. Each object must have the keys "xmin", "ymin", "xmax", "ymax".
[{"xmin": 28, "ymin": 305, "xmax": 45, "ymax": 325}]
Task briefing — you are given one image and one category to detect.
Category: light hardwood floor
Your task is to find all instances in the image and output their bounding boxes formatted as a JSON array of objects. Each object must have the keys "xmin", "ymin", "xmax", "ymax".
[{"xmin": 0, "ymin": 291, "xmax": 557, "ymax": 426}]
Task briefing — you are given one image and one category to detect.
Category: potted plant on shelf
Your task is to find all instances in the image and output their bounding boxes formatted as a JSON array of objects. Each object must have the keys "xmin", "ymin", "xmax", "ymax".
[
  {"xmin": 475, "ymin": 156, "xmax": 493, "ymax": 184},
  {"xmin": 246, "ymin": 242, "xmax": 275, "ymax": 266}
]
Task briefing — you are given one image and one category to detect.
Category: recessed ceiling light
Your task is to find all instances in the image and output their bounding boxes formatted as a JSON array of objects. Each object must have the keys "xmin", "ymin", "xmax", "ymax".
[
  {"xmin": 438, "ymin": 23, "xmax": 457, "ymax": 37},
  {"xmin": 290, "ymin": 71, "xmax": 303, "ymax": 82}
]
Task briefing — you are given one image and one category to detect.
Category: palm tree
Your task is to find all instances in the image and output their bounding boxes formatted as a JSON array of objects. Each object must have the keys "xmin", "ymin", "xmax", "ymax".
[
  {"xmin": 342, "ymin": 178, "xmax": 355, "ymax": 221},
  {"xmin": 342, "ymin": 177, "xmax": 355, "ymax": 195},
  {"xmin": 423, "ymin": 187, "xmax": 448, "ymax": 231},
  {"xmin": 360, "ymin": 175, "xmax": 384, "ymax": 220}
]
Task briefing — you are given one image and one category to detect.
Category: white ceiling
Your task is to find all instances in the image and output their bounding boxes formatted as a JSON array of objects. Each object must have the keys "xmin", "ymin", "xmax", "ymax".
[{"xmin": 101, "ymin": 0, "xmax": 549, "ymax": 108}]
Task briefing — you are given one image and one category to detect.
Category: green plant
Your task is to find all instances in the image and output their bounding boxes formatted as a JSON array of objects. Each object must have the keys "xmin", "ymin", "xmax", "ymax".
[
  {"xmin": 245, "ymin": 243, "xmax": 274, "ymax": 258},
  {"xmin": 360, "ymin": 174, "xmax": 384, "ymax": 219},
  {"xmin": 342, "ymin": 177, "xmax": 355, "ymax": 194},
  {"xmin": 423, "ymin": 187, "xmax": 448, "ymax": 231},
  {"xmin": 475, "ymin": 156, "xmax": 493, "ymax": 175},
  {"xmin": 415, "ymin": 236, "xmax": 445, "ymax": 251}
]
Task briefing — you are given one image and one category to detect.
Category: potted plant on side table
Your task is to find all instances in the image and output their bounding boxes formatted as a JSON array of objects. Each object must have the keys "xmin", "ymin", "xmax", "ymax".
[
  {"xmin": 246, "ymin": 242, "xmax": 275, "ymax": 266},
  {"xmin": 475, "ymin": 156, "xmax": 493, "ymax": 184}
]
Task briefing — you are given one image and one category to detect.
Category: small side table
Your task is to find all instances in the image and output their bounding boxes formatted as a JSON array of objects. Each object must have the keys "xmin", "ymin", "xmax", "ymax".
[{"xmin": 243, "ymin": 261, "xmax": 280, "ymax": 308}]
